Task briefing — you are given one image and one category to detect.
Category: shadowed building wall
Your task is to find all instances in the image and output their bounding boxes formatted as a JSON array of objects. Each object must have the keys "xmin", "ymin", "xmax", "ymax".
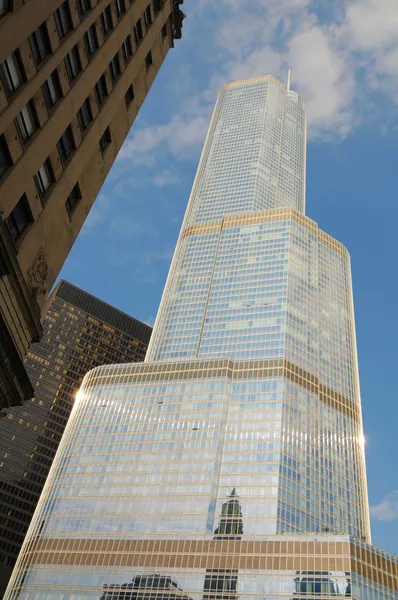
[{"xmin": 0, "ymin": 0, "xmax": 184, "ymax": 411}]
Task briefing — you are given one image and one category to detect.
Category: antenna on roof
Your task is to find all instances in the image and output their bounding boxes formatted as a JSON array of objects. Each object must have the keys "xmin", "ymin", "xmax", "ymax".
[{"xmin": 286, "ymin": 69, "xmax": 291, "ymax": 91}]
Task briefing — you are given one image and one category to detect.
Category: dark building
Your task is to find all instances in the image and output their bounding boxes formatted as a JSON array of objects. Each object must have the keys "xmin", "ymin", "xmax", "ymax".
[
  {"xmin": 203, "ymin": 490, "xmax": 243, "ymax": 600},
  {"xmin": 0, "ymin": 280, "xmax": 151, "ymax": 594},
  {"xmin": 0, "ymin": 0, "xmax": 184, "ymax": 411},
  {"xmin": 213, "ymin": 489, "xmax": 243, "ymax": 540},
  {"xmin": 101, "ymin": 575, "xmax": 193, "ymax": 600},
  {"xmin": 292, "ymin": 571, "xmax": 349, "ymax": 598}
]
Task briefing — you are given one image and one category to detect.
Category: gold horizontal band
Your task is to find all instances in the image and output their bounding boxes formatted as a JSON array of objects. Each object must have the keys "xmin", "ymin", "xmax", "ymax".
[
  {"xmin": 84, "ymin": 358, "xmax": 359, "ymax": 423},
  {"xmin": 180, "ymin": 209, "xmax": 348, "ymax": 258},
  {"xmin": 222, "ymin": 75, "xmax": 285, "ymax": 91},
  {"xmin": 22, "ymin": 538, "xmax": 397, "ymax": 591}
]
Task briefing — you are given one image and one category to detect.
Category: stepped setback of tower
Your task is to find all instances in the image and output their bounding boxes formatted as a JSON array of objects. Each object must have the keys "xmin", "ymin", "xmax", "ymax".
[{"xmin": 5, "ymin": 76, "xmax": 397, "ymax": 600}]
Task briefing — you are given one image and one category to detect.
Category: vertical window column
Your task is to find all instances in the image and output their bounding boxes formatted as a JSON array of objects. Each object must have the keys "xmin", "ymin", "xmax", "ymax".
[
  {"xmin": 34, "ymin": 160, "xmax": 53, "ymax": 202},
  {"xmin": 6, "ymin": 195, "xmax": 34, "ymax": 245},
  {"xmin": 55, "ymin": 1, "xmax": 73, "ymax": 40},
  {"xmin": 29, "ymin": 23, "xmax": 52, "ymax": 68},
  {"xmin": 15, "ymin": 102, "xmax": 38, "ymax": 145},
  {"xmin": 57, "ymin": 126, "xmax": 75, "ymax": 166},
  {"xmin": 100, "ymin": 5, "xmax": 114, "ymax": 38},
  {"xmin": 42, "ymin": 70, "xmax": 63, "ymax": 112},
  {"xmin": 0, "ymin": 135, "xmax": 12, "ymax": 179},
  {"xmin": 0, "ymin": 51, "xmax": 25, "ymax": 98}
]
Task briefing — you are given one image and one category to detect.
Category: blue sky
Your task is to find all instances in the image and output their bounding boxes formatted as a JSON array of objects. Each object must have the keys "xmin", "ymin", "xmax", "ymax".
[{"xmin": 59, "ymin": 0, "xmax": 398, "ymax": 555}]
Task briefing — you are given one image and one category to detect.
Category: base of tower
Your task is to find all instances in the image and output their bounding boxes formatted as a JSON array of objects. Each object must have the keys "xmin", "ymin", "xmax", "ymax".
[{"xmin": 10, "ymin": 534, "xmax": 397, "ymax": 599}]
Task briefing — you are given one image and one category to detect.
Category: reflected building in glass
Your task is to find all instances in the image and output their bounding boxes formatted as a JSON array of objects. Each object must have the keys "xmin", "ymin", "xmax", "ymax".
[{"xmin": 5, "ymin": 76, "xmax": 397, "ymax": 600}]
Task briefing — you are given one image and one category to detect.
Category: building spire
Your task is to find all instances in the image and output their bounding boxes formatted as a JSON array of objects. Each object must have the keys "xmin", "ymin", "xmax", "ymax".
[{"xmin": 287, "ymin": 68, "xmax": 291, "ymax": 91}]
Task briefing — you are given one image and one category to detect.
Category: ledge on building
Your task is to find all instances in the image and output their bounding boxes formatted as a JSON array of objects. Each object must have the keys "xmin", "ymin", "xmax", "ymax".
[{"xmin": 171, "ymin": 0, "xmax": 186, "ymax": 40}]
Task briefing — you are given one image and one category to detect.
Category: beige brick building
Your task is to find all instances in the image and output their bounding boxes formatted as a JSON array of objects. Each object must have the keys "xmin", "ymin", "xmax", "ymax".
[{"xmin": 0, "ymin": 0, "xmax": 184, "ymax": 411}]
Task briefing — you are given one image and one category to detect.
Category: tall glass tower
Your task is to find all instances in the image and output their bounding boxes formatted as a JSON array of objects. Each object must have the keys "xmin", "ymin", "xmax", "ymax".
[{"xmin": 5, "ymin": 77, "xmax": 397, "ymax": 600}]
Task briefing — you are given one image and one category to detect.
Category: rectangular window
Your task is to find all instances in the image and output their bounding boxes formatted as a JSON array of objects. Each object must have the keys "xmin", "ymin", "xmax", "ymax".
[
  {"xmin": 0, "ymin": 51, "xmax": 25, "ymax": 97},
  {"xmin": 0, "ymin": 135, "xmax": 12, "ymax": 178},
  {"xmin": 55, "ymin": 1, "xmax": 73, "ymax": 39},
  {"xmin": 144, "ymin": 5, "xmax": 152, "ymax": 29},
  {"xmin": 0, "ymin": 0, "xmax": 10, "ymax": 16},
  {"xmin": 57, "ymin": 126, "xmax": 75, "ymax": 165},
  {"xmin": 64, "ymin": 46, "xmax": 81, "ymax": 81},
  {"xmin": 122, "ymin": 35, "xmax": 133, "ymax": 62},
  {"xmin": 65, "ymin": 183, "xmax": 81, "ymax": 218},
  {"xmin": 133, "ymin": 18, "xmax": 143, "ymax": 44},
  {"xmin": 15, "ymin": 102, "xmax": 37, "ymax": 144},
  {"xmin": 77, "ymin": 0, "xmax": 91, "ymax": 16},
  {"xmin": 34, "ymin": 159, "xmax": 53, "ymax": 200},
  {"xmin": 99, "ymin": 127, "xmax": 111, "ymax": 155},
  {"xmin": 145, "ymin": 50, "xmax": 153, "ymax": 73},
  {"xmin": 94, "ymin": 74, "xmax": 108, "ymax": 106},
  {"xmin": 115, "ymin": 0, "xmax": 126, "ymax": 17},
  {"xmin": 109, "ymin": 53, "xmax": 121, "ymax": 83},
  {"xmin": 100, "ymin": 5, "xmax": 113, "ymax": 37},
  {"xmin": 29, "ymin": 23, "xmax": 52, "ymax": 67},
  {"xmin": 84, "ymin": 24, "xmax": 98, "ymax": 57},
  {"xmin": 161, "ymin": 23, "xmax": 167, "ymax": 40},
  {"xmin": 42, "ymin": 70, "xmax": 62, "ymax": 111},
  {"xmin": 7, "ymin": 194, "xmax": 33, "ymax": 245},
  {"xmin": 125, "ymin": 84, "xmax": 134, "ymax": 108},
  {"xmin": 77, "ymin": 98, "xmax": 92, "ymax": 132},
  {"xmin": 153, "ymin": 0, "xmax": 162, "ymax": 14}
]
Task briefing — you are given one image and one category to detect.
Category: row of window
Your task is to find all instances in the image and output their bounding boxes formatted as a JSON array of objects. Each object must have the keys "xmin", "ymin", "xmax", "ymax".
[
  {"xmin": 0, "ymin": 0, "xmax": 160, "ymax": 22},
  {"xmin": 1, "ymin": 0, "xmax": 165, "ymax": 101},
  {"xmin": 0, "ymin": 0, "xmax": 166, "ymax": 245},
  {"xmin": 54, "ymin": 0, "xmax": 162, "ymax": 57},
  {"xmin": 4, "ymin": 182, "xmax": 82, "ymax": 247},
  {"xmin": 1, "ymin": 84, "xmax": 116, "ymax": 243},
  {"xmin": 0, "ymin": 0, "xmax": 164, "ymax": 153}
]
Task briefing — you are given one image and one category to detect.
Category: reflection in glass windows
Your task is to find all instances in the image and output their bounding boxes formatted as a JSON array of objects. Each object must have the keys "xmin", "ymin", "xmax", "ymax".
[
  {"xmin": 100, "ymin": 574, "xmax": 193, "ymax": 600},
  {"xmin": 42, "ymin": 70, "xmax": 62, "ymax": 111},
  {"xmin": 29, "ymin": 23, "xmax": 52, "ymax": 67},
  {"xmin": 0, "ymin": 50, "xmax": 25, "ymax": 97},
  {"xmin": 4, "ymin": 75, "xmax": 396, "ymax": 600}
]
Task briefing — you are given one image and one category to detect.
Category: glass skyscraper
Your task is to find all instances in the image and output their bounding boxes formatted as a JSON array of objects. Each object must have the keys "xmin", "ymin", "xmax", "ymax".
[{"xmin": 5, "ymin": 76, "xmax": 397, "ymax": 599}]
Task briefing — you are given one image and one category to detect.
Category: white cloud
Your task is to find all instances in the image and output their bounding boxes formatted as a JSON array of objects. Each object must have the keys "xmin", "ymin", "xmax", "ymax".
[
  {"xmin": 340, "ymin": 0, "xmax": 398, "ymax": 96},
  {"xmin": 227, "ymin": 46, "xmax": 284, "ymax": 84},
  {"xmin": 118, "ymin": 0, "xmax": 398, "ymax": 168},
  {"xmin": 119, "ymin": 112, "xmax": 210, "ymax": 163},
  {"xmin": 153, "ymin": 169, "xmax": 182, "ymax": 188},
  {"xmin": 213, "ymin": 9, "xmax": 356, "ymax": 135},
  {"xmin": 108, "ymin": 216, "xmax": 158, "ymax": 239},
  {"xmin": 345, "ymin": 0, "xmax": 398, "ymax": 51},
  {"xmin": 286, "ymin": 22, "xmax": 356, "ymax": 135},
  {"xmin": 143, "ymin": 248, "xmax": 174, "ymax": 265},
  {"xmin": 378, "ymin": 47, "xmax": 398, "ymax": 76},
  {"xmin": 370, "ymin": 491, "xmax": 398, "ymax": 521}
]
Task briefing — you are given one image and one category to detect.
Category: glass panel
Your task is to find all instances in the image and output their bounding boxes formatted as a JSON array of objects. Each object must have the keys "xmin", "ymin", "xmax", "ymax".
[
  {"xmin": 1, "ymin": 53, "xmax": 22, "ymax": 93},
  {"xmin": 85, "ymin": 25, "xmax": 98, "ymax": 54},
  {"xmin": 38, "ymin": 163, "xmax": 51, "ymax": 191},
  {"xmin": 55, "ymin": 2, "xmax": 72, "ymax": 38},
  {"xmin": 47, "ymin": 72, "xmax": 60, "ymax": 103},
  {"xmin": 0, "ymin": 135, "xmax": 11, "ymax": 176},
  {"xmin": 16, "ymin": 104, "xmax": 36, "ymax": 140}
]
